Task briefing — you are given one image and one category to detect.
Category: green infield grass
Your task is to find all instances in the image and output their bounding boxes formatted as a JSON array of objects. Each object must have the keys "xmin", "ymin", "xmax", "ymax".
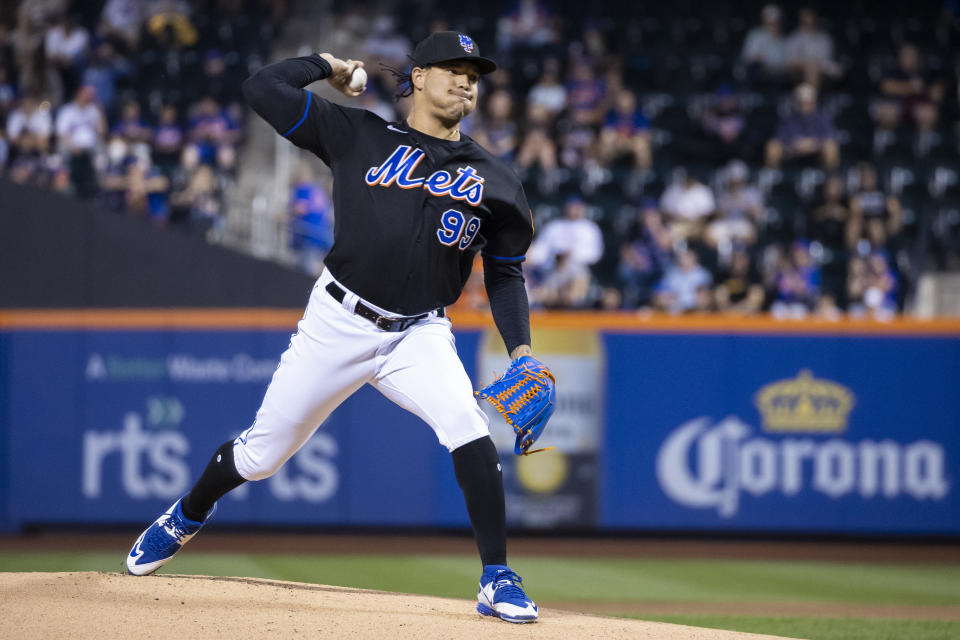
[
  {"xmin": 636, "ymin": 615, "xmax": 960, "ymax": 640},
  {"xmin": 2, "ymin": 552, "xmax": 959, "ymax": 639}
]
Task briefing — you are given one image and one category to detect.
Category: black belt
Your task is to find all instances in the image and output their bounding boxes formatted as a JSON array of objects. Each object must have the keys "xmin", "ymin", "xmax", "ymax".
[{"xmin": 325, "ymin": 282, "xmax": 444, "ymax": 332}]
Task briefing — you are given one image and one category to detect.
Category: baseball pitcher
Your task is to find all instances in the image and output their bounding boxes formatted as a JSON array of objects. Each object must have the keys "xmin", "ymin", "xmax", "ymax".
[{"xmin": 125, "ymin": 31, "xmax": 555, "ymax": 624}]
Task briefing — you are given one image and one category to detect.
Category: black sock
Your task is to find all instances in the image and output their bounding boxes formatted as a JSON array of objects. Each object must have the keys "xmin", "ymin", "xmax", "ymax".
[
  {"xmin": 452, "ymin": 436, "xmax": 507, "ymax": 567},
  {"xmin": 181, "ymin": 440, "xmax": 247, "ymax": 522}
]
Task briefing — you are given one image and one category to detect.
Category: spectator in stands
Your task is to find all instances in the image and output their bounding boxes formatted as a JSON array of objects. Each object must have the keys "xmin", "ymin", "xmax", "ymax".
[
  {"xmin": 557, "ymin": 115, "xmax": 598, "ymax": 172},
  {"xmin": 124, "ymin": 155, "xmax": 171, "ymax": 225},
  {"xmin": 497, "ymin": 0, "xmax": 557, "ymax": 52},
  {"xmin": 705, "ymin": 160, "xmax": 764, "ymax": 250},
  {"xmin": 598, "ymin": 88, "xmax": 651, "ymax": 171},
  {"xmin": 473, "ymin": 90, "xmax": 518, "ymax": 163},
  {"xmin": 618, "ymin": 200, "xmax": 673, "ymax": 308},
  {"xmin": 515, "ymin": 102, "xmax": 558, "ymax": 175},
  {"xmin": 0, "ymin": 67, "xmax": 15, "ymax": 123},
  {"xmin": 847, "ymin": 252, "xmax": 898, "ymax": 318},
  {"xmin": 484, "ymin": 68, "xmax": 514, "ymax": 96},
  {"xmin": 0, "ymin": 130, "xmax": 8, "ymax": 172},
  {"xmin": 6, "ymin": 92, "xmax": 56, "ymax": 188},
  {"xmin": 99, "ymin": 0, "xmax": 145, "ymax": 50},
  {"xmin": 528, "ymin": 195, "xmax": 604, "ymax": 273},
  {"xmin": 529, "ymin": 251, "xmax": 594, "ymax": 309},
  {"xmin": 714, "ymin": 248, "xmax": 765, "ymax": 314},
  {"xmin": 878, "ymin": 43, "xmax": 946, "ymax": 126},
  {"xmin": 696, "ymin": 85, "xmax": 749, "ymax": 162},
  {"xmin": 654, "ymin": 247, "xmax": 713, "ymax": 314},
  {"xmin": 113, "ymin": 99, "xmax": 151, "ymax": 146},
  {"xmin": 565, "ymin": 57, "xmax": 606, "ymax": 127},
  {"xmin": 100, "ymin": 134, "xmax": 133, "ymax": 212},
  {"xmin": 913, "ymin": 100, "xmax": 943, "ymax": 156},
  {"xmin": 55, "ymin": 84, "xmax": 105, "ymax": 198},
  {"xmin": 740, "ymin": 4, "xmax": 787, "ymax": 85},
  {"xmin": 765, "ymin": 83, "xmax": 839, "ymax": 170},
  {"xmin": 44, "ymin": 13, "xmax": 89, "ymax": 101},
  {"xmin": 6, "ymin": 93, "xmax": 52, "ymax": 156},
  {"xmin": 581, "ymin": 23, "xmax": 610, "ymax": 65},
  {"xmin": 770, "ymin": 240, "xmax": 821, "ymax": 318},
  {"xmin": 200, "ymin": 49, "xmax": 232, "ymax": 105},
  {"xmin": 870, "ymin": 97, "xmax": 901, "ymax": 153},
  {"xmin": 80, "ymin": 40, "xmax": 131, "ymax": 120},
  {"xmin": 660, "ymin": 168, "xmax": 715, "ymax": 239},
  {"xmin": 288, "ymin": 164, "xmax": 334, "ymax": 276},
  {"xmin": 11, "ymin": 11, "xmax": 44, "ymax": 94},
  {"xmin": 848, "ymin": 163, "xmax": 902, "ymax": 245},
  {"xmin": 170, "ymin": 159, "xmax": 221, "ymax": 237},
  {"xmin": 6, "ymin": 149, "xmax": 56, "ymax": 186},
  {"xmin": 784, "ymin": 7, "xmax": 841, "ymax": 86},
  {"xmin": 809, "ymin": 174, "xmax": 854, "ymax": 251},
  {"xmin": 152, "ymin": 103, "xmax": 183, "ymax": 175},
  {"xmin": 526, "ymin": 57, "xmax": 566, "ymax": 117},
  {"xmin": 188, "ymin": 96, "xmax": 238, "ymax": 166}
]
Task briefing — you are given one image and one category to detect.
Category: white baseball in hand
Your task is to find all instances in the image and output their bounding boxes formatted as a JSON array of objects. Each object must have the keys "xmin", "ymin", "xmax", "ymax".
[{"xmin": 348, "ymin": 67, "xmax": 367, "ymax": 92}]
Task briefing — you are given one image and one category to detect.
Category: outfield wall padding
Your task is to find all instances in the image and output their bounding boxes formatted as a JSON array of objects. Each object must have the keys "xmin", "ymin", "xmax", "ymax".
[
  {"xmin": 0, "ymin": 180, "xmax": 314, "ymax": 308},
  {"xmin": 1, "ymin": 316, "xmax": 957, "ymax": 535}
]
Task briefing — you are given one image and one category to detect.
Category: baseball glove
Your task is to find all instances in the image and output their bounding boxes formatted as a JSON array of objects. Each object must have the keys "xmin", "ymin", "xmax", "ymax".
[{"xmin": 476, "ymin": 355, "xmax": 556, "ymax": 456}]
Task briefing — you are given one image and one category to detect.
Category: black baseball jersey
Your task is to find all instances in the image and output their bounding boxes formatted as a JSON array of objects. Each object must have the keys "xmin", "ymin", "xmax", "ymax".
[{"xmin": 243, "ymin": 55, "xmax": 533, "ymax": 316}]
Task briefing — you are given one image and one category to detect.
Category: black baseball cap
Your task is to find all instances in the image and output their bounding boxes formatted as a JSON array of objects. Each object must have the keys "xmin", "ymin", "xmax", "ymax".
[{"xmin": 409, "ymin": 31, "xmax": 497, "ymax": 75}]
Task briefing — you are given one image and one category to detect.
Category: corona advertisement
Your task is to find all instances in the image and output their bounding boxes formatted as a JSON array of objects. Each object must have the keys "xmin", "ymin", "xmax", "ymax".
[
  {"xmin": 602, "ymin": 332, "xmax": 960, "ymax": 534},
  {"xmin": 656, "ymin": 370, "xmax": 948, "ymax": 519}
]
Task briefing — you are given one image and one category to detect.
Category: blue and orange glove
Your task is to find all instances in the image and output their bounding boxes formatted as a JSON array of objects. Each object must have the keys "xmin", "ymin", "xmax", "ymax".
[{"xmin": 475, "ymin": 355, "xmax": 556, "ymax": 455}]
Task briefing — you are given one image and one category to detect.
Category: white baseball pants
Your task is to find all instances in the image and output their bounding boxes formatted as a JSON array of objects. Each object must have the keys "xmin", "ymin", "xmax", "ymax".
[{"xmin": 232, "ymin": 268, "xmax": 490, "ymax": 481}]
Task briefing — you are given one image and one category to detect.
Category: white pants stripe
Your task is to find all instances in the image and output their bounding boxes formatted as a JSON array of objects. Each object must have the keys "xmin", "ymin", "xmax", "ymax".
[{"xmin": 232, "ymin": 269, "xmax": 490, "ymax": 481}]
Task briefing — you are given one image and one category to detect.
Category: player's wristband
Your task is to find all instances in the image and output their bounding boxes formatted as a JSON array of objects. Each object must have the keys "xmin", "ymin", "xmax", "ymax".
[{"xmin": 307, "ymin": 54, "xmax": 333, "ymax": 80}]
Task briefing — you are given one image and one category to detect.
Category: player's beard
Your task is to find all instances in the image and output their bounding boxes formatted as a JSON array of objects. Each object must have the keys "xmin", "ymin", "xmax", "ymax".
[
  {"xmin": 450, "ymin": 102, "xmax": 468, "ymax": 121},
  {"xmin": 436, "ymin": 99, "xmax": 472, "ymax": 129}
]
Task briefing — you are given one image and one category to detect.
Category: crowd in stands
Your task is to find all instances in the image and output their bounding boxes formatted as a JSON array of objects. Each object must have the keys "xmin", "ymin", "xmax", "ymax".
[
  {"xmin": 3, "ymin": 1, "xmax": 958, "ymax": 318},
  {"xmin": 340, "ymin": 0, "xmax": 960, "ymax": 317},
  {"xmin": 0, "ymin": 0, "xmax": 285, "ymax": 237}
]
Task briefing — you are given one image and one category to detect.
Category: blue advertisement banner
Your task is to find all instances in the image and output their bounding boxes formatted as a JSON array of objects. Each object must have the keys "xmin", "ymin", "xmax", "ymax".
[
  {"xmin": 1, "ymin": 326, "xmax": 958, "ymax": 534},
  {"xmin": 2, "ymin": 329, "xmax": 480, "ymax": 529},
  {"xmin": 601, "ymin": 334, "xmax": 960, "ymax": 534},
  {"xmin": 0, "ymin": 332, "xmax": 10, "ymax": 532}
]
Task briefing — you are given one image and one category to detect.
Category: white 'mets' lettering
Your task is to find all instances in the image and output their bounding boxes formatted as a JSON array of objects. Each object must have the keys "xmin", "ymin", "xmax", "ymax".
[
  {"xmin": 366, "ymin": 145, "xmax": 485, "ymax": 205},
  {"xmin": 365, "ymin": 145, "xmax": 425, "ymax": 189}
]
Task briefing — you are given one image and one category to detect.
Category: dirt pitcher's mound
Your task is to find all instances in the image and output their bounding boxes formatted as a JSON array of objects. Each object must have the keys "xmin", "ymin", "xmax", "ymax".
[{"xmin": 0, "ymin": 572, "xmax": 797, "ymax": 640}]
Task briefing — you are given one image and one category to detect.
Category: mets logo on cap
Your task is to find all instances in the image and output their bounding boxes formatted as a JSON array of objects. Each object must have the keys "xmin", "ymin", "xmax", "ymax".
[{"xmin": 458, "ymin": 33, "xmax": 475, "ymax": 53}]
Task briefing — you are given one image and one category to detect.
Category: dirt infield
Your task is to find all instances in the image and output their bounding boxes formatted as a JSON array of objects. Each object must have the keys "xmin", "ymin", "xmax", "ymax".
[{"xmin": 0, "ymin": 572, "xmax": 799, "ymax": 640}]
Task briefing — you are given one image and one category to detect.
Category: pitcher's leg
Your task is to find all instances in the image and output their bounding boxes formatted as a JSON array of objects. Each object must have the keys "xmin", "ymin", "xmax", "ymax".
[
  {"xmin": 181, "ymin": 440, "xmax": 246, "ymax": 521},
  {"xmin": 452, "ymin": 436, "xmax": 507, "ymax": 567},
  {"xmin": 373, "ymin": 321, "xmax": 506, "ymax": 565},
  {"xmin": 372, "ymin": 321, "xmax": 490, "ymax": 450},
  {"xmin": 127, "ymin": 278, "xmax": 376, "ymax": 576},
  {"xmin": 185, "ymin": 281, "xmax": 375, "ymax": 517},
  {"xmin": 233, "ymin": 285, "xmax": 376, "ymax": 480}
]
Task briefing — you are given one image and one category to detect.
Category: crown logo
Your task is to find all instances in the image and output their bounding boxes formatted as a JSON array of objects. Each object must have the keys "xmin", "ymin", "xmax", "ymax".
[{"xmin": 753, "ymin": 370, "xmax": 854, "ymax": 433}]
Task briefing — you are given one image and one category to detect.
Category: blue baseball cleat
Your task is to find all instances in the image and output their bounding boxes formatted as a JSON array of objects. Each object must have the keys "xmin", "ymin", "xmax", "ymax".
[
  {"xmin": 126, "ymin": 498, "xmax": 215, "ymax": 576},
  {"xmin": 477, "ymin": 565, "xmax": 539, "ymax": 623}
]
